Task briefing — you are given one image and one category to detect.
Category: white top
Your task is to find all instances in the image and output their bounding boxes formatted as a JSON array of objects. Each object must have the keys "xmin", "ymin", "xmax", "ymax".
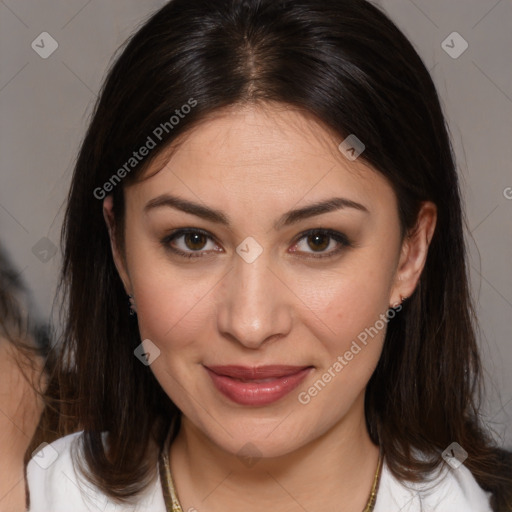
[{"xmin": 27, "ymin": 432, "xmax": 493, "ymax": 512}]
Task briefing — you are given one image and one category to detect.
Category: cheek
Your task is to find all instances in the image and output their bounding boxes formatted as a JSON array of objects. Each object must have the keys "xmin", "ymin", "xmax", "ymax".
[
  {"xmin": 295, "ymin": 279, "xmax": 390, "ymax": 415},
  {"xmin": 126, "ymin": 241, "xmax": 220, "ymax": 360},
  {"xmin": 133, "ymin": 274, "xmax": 212, "ymax": 352},
  {"xmin": 302, "ymin": 263, "xmax": 393, "ymax": 345},
  {"xmin": 124, "ymin": 223, "xmax": 207, "ymax": 340},
  {"xmin": 298, "ymin": 260, "xmax": 394, "ymax": 398}
]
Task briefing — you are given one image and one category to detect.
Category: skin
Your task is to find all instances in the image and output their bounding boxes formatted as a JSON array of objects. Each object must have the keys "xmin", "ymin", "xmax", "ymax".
[
  {"xmin": 104, "ymin": 103, "xmax": 436, "ymax": 512},
  {"xmin": 0, "ymin": 338, "xmax": 43, "ymax": 512}
]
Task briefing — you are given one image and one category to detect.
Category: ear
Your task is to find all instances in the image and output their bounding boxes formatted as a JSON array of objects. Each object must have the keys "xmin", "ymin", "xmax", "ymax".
[
  {"xmin": 103, "ymin": 195, "xmax": 133, "ymax": 295},
  {"xmin": 389, "ymin": 201, "xmax": 437, "ymax": 307}
]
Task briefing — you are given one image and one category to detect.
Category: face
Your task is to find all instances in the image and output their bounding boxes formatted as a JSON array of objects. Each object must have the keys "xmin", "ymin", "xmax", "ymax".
[{"xmin": 105, "ymin": 103, "xmax": 433, "ymax": 458}]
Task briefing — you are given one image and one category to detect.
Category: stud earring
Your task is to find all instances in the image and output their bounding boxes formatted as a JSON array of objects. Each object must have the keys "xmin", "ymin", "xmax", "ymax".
[
  {"xmin": 391, "ymin": 294, "xmax": 408, "ymax": 309},
  {"xmin": 128, "ymin": 294, "xmax": 137, "ymax": 315}
]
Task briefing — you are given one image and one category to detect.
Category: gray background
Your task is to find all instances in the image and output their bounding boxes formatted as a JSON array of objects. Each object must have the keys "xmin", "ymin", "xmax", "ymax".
[{"xmin": 0, "ymin": 0, "xmax": 511, "ymax": 448}]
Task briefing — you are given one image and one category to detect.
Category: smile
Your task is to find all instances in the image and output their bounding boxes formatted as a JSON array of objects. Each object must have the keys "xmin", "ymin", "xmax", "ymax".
[{"xmin": 204, "ymin": 365, "xmax": 314, "ymax": 406}]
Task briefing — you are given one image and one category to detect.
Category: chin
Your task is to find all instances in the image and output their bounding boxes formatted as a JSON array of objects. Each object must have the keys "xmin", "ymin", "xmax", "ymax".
[{"xmin": 203, "ymin": 417, "xmax": 314, "ymax": 460}]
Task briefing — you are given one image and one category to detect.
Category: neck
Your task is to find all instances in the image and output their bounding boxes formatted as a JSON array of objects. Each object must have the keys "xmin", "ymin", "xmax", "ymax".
[{"xmin": 169, "ymin": 392, "xmax": 380, "ymax": 512}]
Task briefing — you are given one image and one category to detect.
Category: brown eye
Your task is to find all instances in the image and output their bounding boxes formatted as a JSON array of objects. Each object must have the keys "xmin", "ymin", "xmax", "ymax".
[
  {"xmin": 183, "ymin": 232, "xmax": 208, "ymax": 251},
  {"xmin": 162, "ymin": 229, "xmax": 219, "ymax": 259},
  {"xmin": 162, "ymin": 228, "xmax": 352, "ymax": 261},
  {"xmin": 306, "ymin": 233, "xmax": 330, "ymax": 252},
  {"xmin": 291, "ymin": 229, "xmax": 352, "ymax": 259}
]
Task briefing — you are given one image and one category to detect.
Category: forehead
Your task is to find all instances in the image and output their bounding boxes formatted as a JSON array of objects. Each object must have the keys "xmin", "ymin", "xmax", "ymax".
[
  {"xmin": 132, "ymin": 103, "xmax": 397, "ymax": 219},
  {"xmin": 149, "ymin": 103, "xmax": 358, "ymax": 176}
]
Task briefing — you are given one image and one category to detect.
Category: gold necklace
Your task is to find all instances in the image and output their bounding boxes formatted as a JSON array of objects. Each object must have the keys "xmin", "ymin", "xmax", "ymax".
[{"xmin": 159, "ymin": 418, "xmax": 383, "ymax": 512}]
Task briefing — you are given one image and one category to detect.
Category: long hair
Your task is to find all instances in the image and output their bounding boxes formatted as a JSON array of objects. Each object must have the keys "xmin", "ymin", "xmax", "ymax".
[{"xmin": 50, "ymin": 0, "xmax": 512, "ymax": 509}]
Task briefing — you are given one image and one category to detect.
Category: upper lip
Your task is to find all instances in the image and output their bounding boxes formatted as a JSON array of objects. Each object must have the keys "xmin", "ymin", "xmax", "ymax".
[{"xmin": 205, "ymin": 365, "xmax": 312, "ymax": 379}]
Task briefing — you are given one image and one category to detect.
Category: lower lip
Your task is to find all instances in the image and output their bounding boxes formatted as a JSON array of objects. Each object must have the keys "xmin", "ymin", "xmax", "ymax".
[{"xmin": 205, "ymin": 367, "xmax": 313, "ymax": 406}]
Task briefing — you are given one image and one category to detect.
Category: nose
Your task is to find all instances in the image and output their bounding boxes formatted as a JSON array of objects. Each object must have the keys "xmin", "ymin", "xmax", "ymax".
[{"xmin": 216, "ymin": 250, "xmax": 293, "ymax": 350}]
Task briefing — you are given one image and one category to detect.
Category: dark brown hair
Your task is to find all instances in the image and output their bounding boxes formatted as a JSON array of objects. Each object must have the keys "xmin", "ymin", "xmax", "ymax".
[{"xmin": 46, "ymin": 0, "xmax": 512, "ymax": 509}]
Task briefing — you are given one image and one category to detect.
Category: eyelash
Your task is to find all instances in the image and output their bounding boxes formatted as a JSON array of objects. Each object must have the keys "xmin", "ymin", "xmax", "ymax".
[{"xmin": 161, "ymin": 228, "xmax": 353, "ymax": 260}]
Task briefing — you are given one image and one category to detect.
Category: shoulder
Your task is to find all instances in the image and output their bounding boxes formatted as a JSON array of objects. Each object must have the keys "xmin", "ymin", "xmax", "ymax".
[
  {"xmin": 26, "ymin": 432, "xmax": 166, "ymax": 512},
  {"xmin": 374, "ymin": 456, "xmax": 493, "ymax": 512}
]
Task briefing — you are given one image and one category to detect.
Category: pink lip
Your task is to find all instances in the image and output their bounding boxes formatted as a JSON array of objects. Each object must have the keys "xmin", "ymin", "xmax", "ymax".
[{"xmin": 204, "ymin": 365, "xmax": 313, "ymax": 406}]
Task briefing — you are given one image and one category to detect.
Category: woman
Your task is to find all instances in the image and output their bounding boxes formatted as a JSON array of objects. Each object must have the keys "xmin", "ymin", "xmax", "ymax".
[
  {"xmin": 0, "ymin": 246, "xmax": 49, "ymax": 512},
  {"xmin": 26, "ymin": 0, "xmax": 512, "ymax": 511}
]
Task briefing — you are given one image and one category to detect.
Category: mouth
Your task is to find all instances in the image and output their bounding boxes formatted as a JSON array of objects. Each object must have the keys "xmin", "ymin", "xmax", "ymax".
[{"xmin": 204, "ymin": 364, "xmax": 314, "ymax": 406}]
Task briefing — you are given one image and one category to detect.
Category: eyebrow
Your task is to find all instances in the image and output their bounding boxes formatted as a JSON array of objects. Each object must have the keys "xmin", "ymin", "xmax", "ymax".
[{"xmin": 144, "ymin": 193, "xmax": 369, "ymax": 230}]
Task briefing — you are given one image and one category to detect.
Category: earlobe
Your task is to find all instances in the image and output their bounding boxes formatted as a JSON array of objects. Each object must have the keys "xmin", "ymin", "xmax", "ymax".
[
  {"xmin": 390, "ymin": 202, "xmax": 437, "ymax": 307},
  {"xmin": 102, "ymin": 195, "xmax": 132, "ymax": 295}
]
